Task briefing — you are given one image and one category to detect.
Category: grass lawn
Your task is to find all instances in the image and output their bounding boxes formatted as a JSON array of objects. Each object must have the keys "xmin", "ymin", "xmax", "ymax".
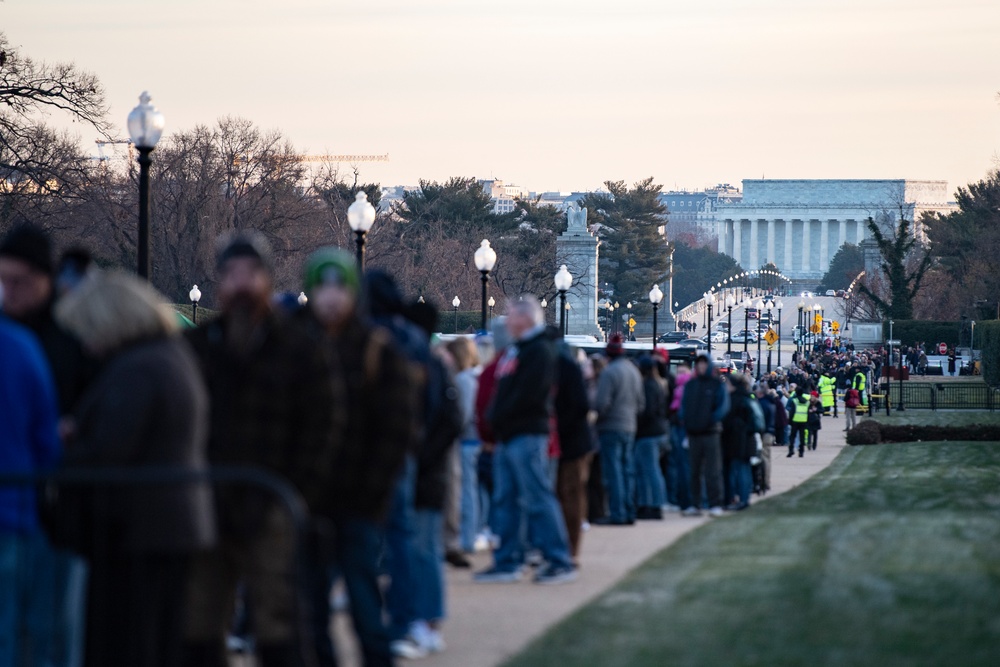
[{"xmin": 505, "ymin": 442, "xmax": 1000, "ymax": 667}]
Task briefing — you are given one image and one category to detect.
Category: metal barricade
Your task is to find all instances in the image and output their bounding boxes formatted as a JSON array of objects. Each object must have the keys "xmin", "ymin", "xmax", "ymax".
[
  {"xmin": 884, "ymin": 382, "xmax": 998, "ymax": 411},
  {"xmin": 0, "ymin": 465, "xmax": 310, "ymax": 666}
]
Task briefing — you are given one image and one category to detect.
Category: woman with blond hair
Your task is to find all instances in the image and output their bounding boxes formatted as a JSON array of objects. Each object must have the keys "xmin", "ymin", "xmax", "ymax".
[{"xmin": 55, "ymin": 271, "xmax": 215, "ymax": 667}]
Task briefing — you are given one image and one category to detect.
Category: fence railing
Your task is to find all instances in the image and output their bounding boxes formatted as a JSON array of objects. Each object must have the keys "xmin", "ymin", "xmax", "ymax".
[
  {"xmin": 882, "ymin": 381, "xmax": 1000, "ymax": 411},
  {"xmin": 0, "ymin": 465, "xmax": 309, "ymax": 665}
]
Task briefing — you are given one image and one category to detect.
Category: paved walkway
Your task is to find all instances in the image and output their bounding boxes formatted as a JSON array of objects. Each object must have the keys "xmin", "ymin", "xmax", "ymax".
[{"xmin": 334, "ymin": 414, "xmax": 848, "ymax": 667}]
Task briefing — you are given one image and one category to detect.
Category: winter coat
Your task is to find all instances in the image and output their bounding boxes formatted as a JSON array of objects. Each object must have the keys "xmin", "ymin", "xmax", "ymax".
[
  {"xmin": 636, "ymin": 376, "xmax": 668, "ymax": 439},
  {"xmin": 595, "ymin": 357, "xmax": 645, "ymax": 434},
  {"xmin": 679, "ymin": 360, "xmax": 730, "ymax": 435},
  {"xmin": 554, "ymin": 347, "xmax": 595, "ymax": 461},
  {"xmin": 721, "ymin": 389, "xmax": 756, "ymax": 463},
  {"xmin": 489, "ymin": 328, "xmax": 557, "ymax": 442},
  {"xmin": 0, "ymin": 317, "xmax": 61, "ymax": 535},
  {"xmin": 69, "ymin": 336, "xmax": 215, "ymax": 553}
]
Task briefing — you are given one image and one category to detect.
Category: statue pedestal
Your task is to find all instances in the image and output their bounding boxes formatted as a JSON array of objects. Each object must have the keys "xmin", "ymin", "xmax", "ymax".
[{"xmin": 557, "ymin": 213, "xmax": 604, "ymax": 339}]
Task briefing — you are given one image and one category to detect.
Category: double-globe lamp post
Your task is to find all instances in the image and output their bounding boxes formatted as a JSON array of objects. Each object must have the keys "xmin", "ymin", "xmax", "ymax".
[
  {"xmin": 765, "ymin": 300, "xmax": 774, "ymax": 374},
  {"xmin": 474, "ymin": 239, "xmax": 498, "ymax": 331},
  {"xmin": 189, "ymin": 285, "xmax": 201, "ymax": 324},
  {"xmin": 347, "ymin": 191, "xmax": 377, "ymax": 270},
  {"xmin": 555, "ymin": 264, "xmax": 573, "ymax": 337},
  {"xmin": 452, "ymin": 296, "xmax": 461, "ymax": 333},
  {"xmin": 649, "ymin": 284, "xmax": 663, "ymax": 349},
  {"xmin": 775, "ymin": 300, "xmax": 784, "ymax": 368},
  {"xmin": 127, "ymin": 91, "xmax": 165, "ymax": 280}
]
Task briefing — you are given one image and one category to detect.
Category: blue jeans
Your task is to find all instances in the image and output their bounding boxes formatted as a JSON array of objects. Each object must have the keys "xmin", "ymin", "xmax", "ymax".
[
  {"xmin": 310, "ymin": 517, "xmax": 392, "ymax": 667},
  {"xmin": 0, "ymin": 531, "xmax": 49, "ymax": 667},
  {"xmin": 728, "ymin": 459, "xmax": 752, "ymax": 508},
  {"xmin": 491, "ymin": 434, "xmax": 573, "ymax": 572},
  {"xmin": 411, "ymin": 510, "xmax": 445, "ymax": 622},
  {"xmin": 667, "ymin": 425, "xmax": 692, "ymax": 509},
  {"xmin": 459, "ymin": 441, "xmax": 480, "ymax": 552},
  {"xmin": 634, "ymin": 435, "xmax": 668, "ymax": 508},
  {"xmin": 599, "ymin": 430, "xmax": 636, "ymax": 523},
  {"xmin": 45, "ymin": 547, "xmax": 88, "ymax": 667},
  {"xmin": 385, "ymin": 456, "xmax": 417, "ymax": 642}
]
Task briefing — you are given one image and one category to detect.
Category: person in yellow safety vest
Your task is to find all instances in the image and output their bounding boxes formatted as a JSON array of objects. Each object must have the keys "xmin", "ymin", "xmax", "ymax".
[
  {"xmin": 853, "ymin": 367, "xmax": 867, "ymax": 407},
  {"xmin": 818, "ymin": 370, "xmax": 836, "ymax": 417},
  {"xmin": 785, "ymin": 385, "xmax": 811, "ymax": 458}
]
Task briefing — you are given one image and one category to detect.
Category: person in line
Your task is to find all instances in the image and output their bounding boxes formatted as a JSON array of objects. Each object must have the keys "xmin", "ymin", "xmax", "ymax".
[
  {"xmin": 818, "ymin": 367, "xmax": 837, "ymax": 417},
  {"xmin": 553, "ymin": 336, "xmax": 596, "ymax": 563},
  {"xmin": 593, "ymin": 334, "xmax": 644, "ymax": 526},
  {"xmin": 0, "ymin": 305, "xmax": 61, "ymax": 666},
  {"xmin": 807, "ymin": 394, "xmax": 823, "ymax": 451},
  {"xmin": 721, "ymin": 374, "xmax": 757, "ymax": 511},
  {"xmin": 299, "ymin": 249, "xmax": 419, "ymax": 667},
  {"xmin": 786, "ymin": 384, "xmax": 811, "ymax": 458},
  {"xmin": 844, "ymin": 385, "xmax": 861, "ymax": 431},
  {"xmin": 183, "ymin": 234, "xmax": 338, "ymax": 667},
  {"xmin": 0, "ymin": 224, "xmax": 92, "ymax": 667},
  {"xmin": 679, "ymin": 354, "xmax": 730, "ymax": 518},
  {"xmin": 755, "ymin": 384, "xmax": 777, "ymax": 493},
  {"xmin": 56, "ymin": 271, "xmax": 216, "ymax": 667},
  {"xmin": 445, "ymin": 337, "xmax": 481, "ymax": 559},
  {"xmin": 667, "ymin": 361, "xmax": 693, "ymax": 512},
  {"xmin": 634, "ymin": 356, "xmax": 668, "ymax": 520},
  {"xmin": 474, "ymin": 318, "xmax": 509, "ymax": 550},
  {"xmin": 474, "ymin": 297, "xmax": 576, "ymax": 584}
]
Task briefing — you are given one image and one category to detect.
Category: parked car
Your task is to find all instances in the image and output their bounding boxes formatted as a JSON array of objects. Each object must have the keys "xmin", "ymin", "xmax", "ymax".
[
  {"xmin": 657, "ymin": 331, "xmax": 690, "ymax": 344},
  {"xmin": 675, "ymin": 338, "xmax": 709, "ymax": 350},
  {"xmin": 707, "ymin": 331, "xmax": 729, "ymax": 344},
  {"xmin": 746, "ymin": 308, "xmax": 759, "ymax": 319},
  {"xmin": 731, "ymin": 330, "xmax": 759, "ymax": 344},
  {"xmin": 825, "ymin": 289, "xmax": 836, "ymax": 296}
]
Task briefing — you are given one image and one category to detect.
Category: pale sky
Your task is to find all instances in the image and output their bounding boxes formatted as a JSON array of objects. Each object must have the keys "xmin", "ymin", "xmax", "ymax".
[{"xmin": 4, "ymin": 0, "xmax": 999, "ymax": 195}]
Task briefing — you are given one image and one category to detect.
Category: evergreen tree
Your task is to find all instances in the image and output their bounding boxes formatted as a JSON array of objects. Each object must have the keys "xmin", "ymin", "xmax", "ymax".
[
  {"xmin": 857, "ymin": 215, "xmax": 930, "ymax": 320},
  {"xmin": 581, "ymin": 178, "xmax": 668, "ymax": 312},
  {"xmin": 816, "ymin": 243, "xmax": 864, "ymax": 292},
  {"xmin": 672, "ymin": 241, "xmax": 742, "ymax": 309}
]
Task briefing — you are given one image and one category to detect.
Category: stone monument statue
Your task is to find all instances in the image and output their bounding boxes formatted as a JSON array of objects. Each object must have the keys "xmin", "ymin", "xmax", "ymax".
[
  {"xmin": 566, "ymin": 201, "xmax": 588, "ymax": 233},
  {"xmin": 556, "ymin": 202, "xmax": 603, "ymax": 338}
]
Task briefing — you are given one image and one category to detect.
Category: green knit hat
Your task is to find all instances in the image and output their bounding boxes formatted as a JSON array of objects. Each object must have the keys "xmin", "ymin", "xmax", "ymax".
[{"xmin": 303, "ymin": 247, "xmax": 360, "ymax": 295}]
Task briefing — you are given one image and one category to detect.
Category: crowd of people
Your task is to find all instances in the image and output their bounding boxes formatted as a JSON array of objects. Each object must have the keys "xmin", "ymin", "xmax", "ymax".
[{"xmin": 0, "ymin": 222, "xmax": 879, "ymax": 667}]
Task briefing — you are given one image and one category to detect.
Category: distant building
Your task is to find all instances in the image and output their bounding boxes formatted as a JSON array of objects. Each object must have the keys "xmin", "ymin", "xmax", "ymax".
[
  {"xmin": 660, "ymin": 183, "xmax": 743, "ymax": 234},
  {"xmin": 479, "ymin": 179, "xmax": 529, "ymax": 215},
  {"xmin": 715, "ymin": 179, "xmax": 957, "ymax": 281}
]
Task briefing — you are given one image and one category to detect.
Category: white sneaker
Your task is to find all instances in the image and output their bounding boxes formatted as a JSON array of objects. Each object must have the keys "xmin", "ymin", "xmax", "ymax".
[
  {"xmin": 681, "ymin": 507, "xmax": 702, "ymax": 517},
  {"xmin": 409, "ymin": 621, "xmax": 446, "ymax": 654},
  {"xmin": 581, "ymin": 521, "xmax": 591, "ymax": 532},
  {"xmin": 708, "ymin": 506, "xmax": 724, "ymax": 517},
  {"xmin": 662, "ymin": 504, "xmax": 681, "ymax": 513},
  {"xmin": 391, "ymin": 637, "xmax": 427, "ymax": 660},
  {"xmin": 473, "ymin": 534, "xmax": 491, "ymax": 552}
]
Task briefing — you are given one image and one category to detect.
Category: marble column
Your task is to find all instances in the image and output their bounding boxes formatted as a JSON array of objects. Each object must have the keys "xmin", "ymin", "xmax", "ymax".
[
  {"xmin": 784, "ymin": 219, "xmax": 793, "ymax": 271},
  {"xmin": 839, "ymin": 219, "xmax": 847, "ymax": 251},
  {"xmin": 767, "ymin": 219, "xmax": 776, "ymax": 264},
  {"xmin": 802, "ymin": 219, "xmax": 811, "ymax": 273},
  {"xmin": 750, "ymin": 219, "xmax": 759, "ymax": 268},
  {"xmin": 820, "ymin": 219, "xmax": 830, "ymax": 272},
  {"xmin": 733, "ymin": 220, "xmax": 742, "ymax": 266},
  {"xmin": 856, "ymin": 219, "xmax": 866, "ymax": 244},
  {"xmin": 718, "ymin": 220, "xmax": 728, "ymax": 256}
]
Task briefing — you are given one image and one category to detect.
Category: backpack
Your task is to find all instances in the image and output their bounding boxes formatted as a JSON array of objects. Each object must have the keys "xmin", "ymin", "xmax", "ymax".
[
  {"xmin": 747, "ymin": 397, "xmax": 766, "ymax": 434},
  {"xmin": 845, "ymin": 388, "xmax": 860, "ymax": 408}
]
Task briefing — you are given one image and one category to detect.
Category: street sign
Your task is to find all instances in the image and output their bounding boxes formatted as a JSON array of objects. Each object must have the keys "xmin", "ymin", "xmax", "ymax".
[
  {"xmin": 767, "ymin": 344, "xmax": 775, "ymax": 351},
  {"xmin": 886, "ymin": 339, "xmax": 901, "ymax": 346},
  {"xmin": 628, "ymin": 317, "xmax": 636, "ymax": 332},
  {"xmin": 810, "ymin": 324, "xmax": 821, "ymax": 334},
  {"xmin": 832, "ymin": 320, "xmax": 841, "ymax": 333},
  {"xmin": 938, "ymin": 342, "xmax": 948, "ymax": 355},
  {"xmin": 814, "ymin": 313, "xmax": 822, "ymax": 324},
  {"xmin": 763, "ymin": 328, "xmax": 779, "ymax": 345}
]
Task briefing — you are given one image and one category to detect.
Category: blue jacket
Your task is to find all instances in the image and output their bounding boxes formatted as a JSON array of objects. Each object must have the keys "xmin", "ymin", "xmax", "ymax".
[{"xmin": 0, "ymin": 316, "xmax": 61, "ymax": 534}]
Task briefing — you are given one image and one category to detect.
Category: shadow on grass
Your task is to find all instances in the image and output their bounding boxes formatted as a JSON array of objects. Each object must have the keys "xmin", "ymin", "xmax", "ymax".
[{"xmin": 504, "ymin": 442, "xmax": 1000, "ymax": 667}]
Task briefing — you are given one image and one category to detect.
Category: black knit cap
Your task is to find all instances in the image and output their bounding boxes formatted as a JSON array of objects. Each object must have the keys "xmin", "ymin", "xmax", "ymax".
[
  {"xmin": 215, "ymin": 232, "xmax": 274, "ymax": 273},
  {"xmin": 0, "ymin": 224, "xmax": 54, "ymax": 275}
]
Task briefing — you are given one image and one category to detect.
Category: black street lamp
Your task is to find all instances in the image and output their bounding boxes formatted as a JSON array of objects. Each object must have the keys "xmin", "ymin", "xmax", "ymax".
[
  {"xmin": 755, "ymin": 299, "xmax": 765, "ymax": 380},
  {"xmin": 797, "ymin": 300, "xmax": 805, "ymax": 357},
  {"xmin": 555, "ymin": 264, "xmax": 573, "ymax": 336},
  {"xmin": 189, "ymin": 284, "xmax": 201, "ymax": 325},
  {"xmin": 744, "ymin": 302, "xmax": 751, "ymax": 359},
  {"xmin": 564, "ymin": 302, "xmax": 571, "ymax": 336},
  {"xmin": 347, "ymin": 191, "xmax": 377, "ymax": 270},
  {"xmin": 704, "ymin": 292, "xmax": 715, "ymax": 355},
  {"xmin": 614, "ymin": 301, "xmax": 620, "ymax": 335},
  {"xmin": 488, "ymin": 296, "xmax": 496, "ymax": 321},
  {"xmin": 776, "ymin": 300, "xmax": 784, "ymax": 368},
  {"xmin": 813, "ymin": 303, "xmax": 822, "ymax": 352},
  {"xmin": 765, "ymin": 299, "xmax": 774, "ymax": 374},
  {"xmin": 127, "ymin": 91, "xmax": 165, "ymax": 279},
  {"xmin": 474, "ymin": 239, "xmax": 498, "ymax": 331},
  {"xmin": 649, "ymin": 284, "xmax": 663, "ymax": 349},
  {"xmin": 726, "ymin": 294, "xmax": 736, "ymax": 356},
  {"xmin": 452, "ymin": 296, "xmax": 461, "ymax": 333}
]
